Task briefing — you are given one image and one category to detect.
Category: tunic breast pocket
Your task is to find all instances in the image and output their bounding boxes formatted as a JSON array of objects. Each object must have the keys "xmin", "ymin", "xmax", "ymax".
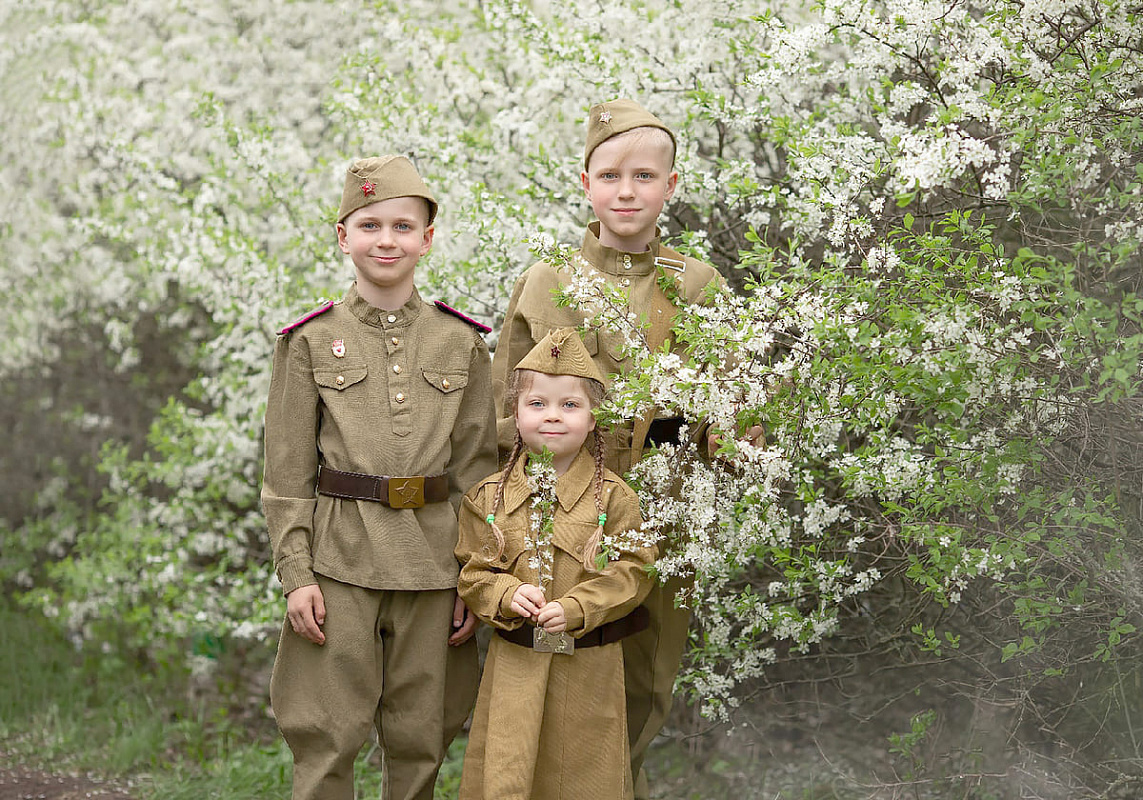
[
  {"xmin": 422, "ymin": 368, "xmax": 469, "ymax": 395},
  {"xmin": 585, "ymin": 326, "xmax": 629, "ymax": 365},
  {"xmin": 484, "ymin": 530, "xmax": 530, "ymax": 575},
  {"xmin": 552, "ymin": 523, "xmax": 597, "ymax": 562},
  {"xmin": 313, "ymin": 364, "xmax": 368, "ymax": 393}
]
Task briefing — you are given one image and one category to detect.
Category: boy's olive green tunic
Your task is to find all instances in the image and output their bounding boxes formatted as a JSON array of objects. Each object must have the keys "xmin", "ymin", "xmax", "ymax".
[
  {"xmin": 490, "ymin": 221, "xmax": 723, "ymax": 794},
  {"xmin": 492, "ymin": 223, "xmax": 721, "ymax": 472},
  {"xmin": 264, "ymin": 283, "xmax": 496, "ymax": 594},
  {"xmin": 455, "ymin": 448, "xmax": 654, "ymax": 800},
  {"xmin": 263, "ymin": 282, "xmax": 497, "ymax": 800}
]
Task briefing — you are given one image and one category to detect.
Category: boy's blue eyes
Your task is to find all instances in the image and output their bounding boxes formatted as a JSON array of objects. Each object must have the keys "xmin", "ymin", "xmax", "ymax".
[
  {"xmin": 360, "ymin": 221, "xmax": 414, "ymax": 231},
  {"xmin": 600, "ymin": 171, "xmax": 655, "ymax": 181}
]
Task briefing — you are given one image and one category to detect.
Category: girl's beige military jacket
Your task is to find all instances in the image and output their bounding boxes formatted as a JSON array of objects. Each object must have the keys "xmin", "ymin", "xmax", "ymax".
[{"xmin": 455, "ymin": 447, "xmax": 655, "ymax": 800}]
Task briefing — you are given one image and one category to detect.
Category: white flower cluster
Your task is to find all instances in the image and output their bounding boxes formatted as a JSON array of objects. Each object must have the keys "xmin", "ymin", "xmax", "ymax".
[{"xmin": 522, "ymin": 453, "xmax": 559, "ymax": 591}]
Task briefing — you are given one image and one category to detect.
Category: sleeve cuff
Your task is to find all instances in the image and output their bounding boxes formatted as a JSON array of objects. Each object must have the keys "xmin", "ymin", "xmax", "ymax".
[
  {"xmin": 276, "ymin": 557, "xmax": 317, "ymax": 596},
  {"xmin": 561, "ymin": 597, "xmax": 586, "ymax": 634},
  {"xmin": 497, "ymin": 577, "xmax": 525, "ymax": 620}
]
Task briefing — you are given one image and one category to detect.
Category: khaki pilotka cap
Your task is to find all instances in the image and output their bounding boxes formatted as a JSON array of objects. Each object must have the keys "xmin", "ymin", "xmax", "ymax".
[
  {"xmin": 336, "ymin": 154, "xmax": 438, "ymax": 224},
  {"xmin": 583, "ymin": 98, "xmax": 677, "ymax": 170},
  {"xmin": 515, "ymin": 328, "xmax": 608, "ymax": 386}
]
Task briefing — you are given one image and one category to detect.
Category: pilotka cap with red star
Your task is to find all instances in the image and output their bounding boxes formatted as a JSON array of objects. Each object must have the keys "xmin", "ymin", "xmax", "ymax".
[
  {"xmin": 336, "ymin": 155, "xmax": 438, "ymax": 225},
  {"xmin": 583, "ymin": 98, "xmax": 677, "ymax": 170},
  {"xmin": 515, "ymin": 327, "xmax": 608, "ymax": 387}
]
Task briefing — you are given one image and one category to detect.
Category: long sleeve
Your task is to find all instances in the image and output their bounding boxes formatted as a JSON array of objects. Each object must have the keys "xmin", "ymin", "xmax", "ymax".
[
  {"xmin": 447, "ymin": 333, "xmax": 498, "ymax": 509},
  {"xmin": 261, "ymin": 333, "xmax": 320, "ymax": 594},
  {"xmin": 555, "ymin": 479, "xmax": 655, "ymax": 636},
  {"xmin": 455, "ymin": 485, "xmax": 528, "ymax": 630},
  {"xmin": 490, "ymin": 272, "xmax": 536, "ymax": 458}
]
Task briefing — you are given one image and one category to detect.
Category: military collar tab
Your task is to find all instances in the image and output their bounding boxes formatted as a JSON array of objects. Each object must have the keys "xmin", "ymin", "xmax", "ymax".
[{"xmin": 655, "ymin": 255, "xmax": 686, "ymax": 274}]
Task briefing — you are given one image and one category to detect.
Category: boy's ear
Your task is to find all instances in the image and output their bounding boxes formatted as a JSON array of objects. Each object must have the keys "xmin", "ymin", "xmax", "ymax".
[
  {"xmin": 580, "ymin": 170, "xmax": 591, "ymax": 198},
  {"xmin": 335, "ymin": 222, "xmax": 350, "ymax": 254},
  {"xmin": 663, "ymin": 171, "xmax": 678, "ymax": 202},
  {"xmin": 420, "ymin": 225, "xmax": 435, "ymax": 256}
]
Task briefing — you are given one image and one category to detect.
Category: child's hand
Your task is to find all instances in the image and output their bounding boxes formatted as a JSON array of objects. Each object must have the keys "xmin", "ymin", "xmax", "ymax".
[
  {"xmin": 707, "ymin": 424, "xmax": 766, "ymax": 456},
  {"xmin": 449, "ymin": 593, "xmax": 478, "ymax": 646},
  {"xmin": 510, "ymin": 583, "xmax": 546, "ymax": 621},
  {"xmin": 286, "ymin": 584, "xmax": 326, "ymax": 645},
  {"xmin": 536, "ymin": 600, "xmax": 566, "ymax": 633}
]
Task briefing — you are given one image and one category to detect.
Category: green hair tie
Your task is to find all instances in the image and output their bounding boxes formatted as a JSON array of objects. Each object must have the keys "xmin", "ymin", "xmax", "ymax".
[
  {"xmin": 598, "ymin": 513, "xmax": 607, "ymax": 525},
  {"xmin": 486, "ymin": 514, "xmax": 496, "ymax": 524}
]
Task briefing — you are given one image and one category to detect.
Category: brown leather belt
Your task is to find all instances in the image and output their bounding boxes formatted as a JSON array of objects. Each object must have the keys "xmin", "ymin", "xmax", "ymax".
[
  {"xmin": 496, "ymin": 604, "xmax": 650, "ymax": 649},
  {"xmin": 317, "ymin": 465, "xmax": 449, "ymax": 509}
]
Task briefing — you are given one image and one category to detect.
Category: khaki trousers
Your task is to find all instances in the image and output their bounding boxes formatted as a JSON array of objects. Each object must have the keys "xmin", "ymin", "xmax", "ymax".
[
  {"xmin": 270, "ymin": 577, "xmax": 479, "ymax": 800},
  {"xmin": 623, "ymin": 575, "xmax": 692, "ymax": 800}
]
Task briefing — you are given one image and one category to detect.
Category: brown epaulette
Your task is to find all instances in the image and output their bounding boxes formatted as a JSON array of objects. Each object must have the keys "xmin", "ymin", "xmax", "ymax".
[
  {"xmin": 276, "ymin": 300, "xmax": 335, "ymax": 335},
  {"xmin": 434, "ymin": 300, "xmax": 491, "ymax": 334}
]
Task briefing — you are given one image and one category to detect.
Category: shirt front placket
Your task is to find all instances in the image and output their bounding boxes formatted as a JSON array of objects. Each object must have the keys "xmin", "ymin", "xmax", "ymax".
[
  {"xmin": 581, "ymin": 232, "xmax": 663, "ymax": 357},
  {"xmin": 380, "ymin": 305, "xmax": 415, "ymax": 437}
]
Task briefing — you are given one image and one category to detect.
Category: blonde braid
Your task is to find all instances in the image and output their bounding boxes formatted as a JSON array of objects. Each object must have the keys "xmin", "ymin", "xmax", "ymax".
[{"xmin": 487, "ymin": 430, "xmax": 525, "ymax": 560}]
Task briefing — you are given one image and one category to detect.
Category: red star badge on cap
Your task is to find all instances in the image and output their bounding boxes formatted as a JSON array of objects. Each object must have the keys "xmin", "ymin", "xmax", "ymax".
[
  {"xmin": 599, "ymin": 111, "xmax": 612, "ymax": 123},
  {"xmin": 361, "ymin": 181, "xmax": 376, "ymax": 196}
]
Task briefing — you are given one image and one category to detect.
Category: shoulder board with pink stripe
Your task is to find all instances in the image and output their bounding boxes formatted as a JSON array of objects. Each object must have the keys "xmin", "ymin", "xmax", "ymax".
[
  {"xmin": 276, "ymin": 300, "xmax": 335, "ymax": 335},
  {"xmin": 434, "ymin": 300, "xmax": 491, "ymax": 334}
]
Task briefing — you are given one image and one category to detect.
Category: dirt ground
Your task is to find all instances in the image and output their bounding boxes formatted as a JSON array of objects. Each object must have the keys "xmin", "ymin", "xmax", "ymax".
[{"xmin": 0, "ymin": 754, "xmax": 135, "ymax": 800}]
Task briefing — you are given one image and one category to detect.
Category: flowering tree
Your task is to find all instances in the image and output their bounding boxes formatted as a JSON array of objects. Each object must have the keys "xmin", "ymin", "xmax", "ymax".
[{"xmin": 3, "ymin": 0, "xmax": 1141, "ymax": 792}]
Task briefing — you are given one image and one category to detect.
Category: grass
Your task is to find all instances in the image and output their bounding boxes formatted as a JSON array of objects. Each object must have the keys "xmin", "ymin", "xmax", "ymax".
[
  {"xmin": 0, "ymin": 597, "xmax": 900, "ymax": 799},
  {"xmin": 0, "ymin": 600, "xmax": 465, "ymax": 798}
]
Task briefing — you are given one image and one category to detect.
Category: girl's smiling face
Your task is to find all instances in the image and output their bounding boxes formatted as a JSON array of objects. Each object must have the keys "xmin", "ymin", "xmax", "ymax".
[{"xmin": 514, "ymin": 371, "xmax": 597, "ymax": 475}]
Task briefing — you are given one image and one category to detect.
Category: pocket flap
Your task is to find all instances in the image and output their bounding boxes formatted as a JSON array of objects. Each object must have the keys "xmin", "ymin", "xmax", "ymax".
[
  {"xmin": 313, "ymin": 364, "xmax": 367, "ymax": 390},
  {"xmin": 422, "ymin": 369, "xmax": 468, "ymax": 393},
  {"xmin": 552, "ymin": 522, "xmax": 597, "ymax": 560}
]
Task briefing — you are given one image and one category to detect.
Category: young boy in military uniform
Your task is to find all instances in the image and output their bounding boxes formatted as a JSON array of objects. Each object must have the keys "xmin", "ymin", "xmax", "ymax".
[
  {"xmin": 490, "ymin": 99, "xmax": 727, "ymax": 799},
  {"xmin": 263, "ymin": 155, "xmax": 497, "ymax": 800}
]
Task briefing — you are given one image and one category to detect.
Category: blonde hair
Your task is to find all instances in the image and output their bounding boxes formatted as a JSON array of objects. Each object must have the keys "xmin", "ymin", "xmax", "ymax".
[
  {"xmin": 587, "ymin": 126, "xmax": 676, "ymax": 172},
  {"xmin": 487, "ymin": 369, "xmax": 609, "ymax": 571}
]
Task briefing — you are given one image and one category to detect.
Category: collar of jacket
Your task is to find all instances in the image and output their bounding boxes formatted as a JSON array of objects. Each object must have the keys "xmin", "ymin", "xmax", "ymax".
[
  {"xmin": 499, "ymin": 447, "xmax": 596, "ymax": 516},
  {"xmin": 344, "ymin": 282, "xmax": 423, "ymax": 328},
  {"xmin": 580, "ymin": 221, "xmax": 661, "ymax": 277}
]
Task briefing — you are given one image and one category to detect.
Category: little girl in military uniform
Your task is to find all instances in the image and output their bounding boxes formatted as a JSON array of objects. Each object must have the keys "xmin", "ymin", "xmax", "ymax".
[{"xmin": 454, "ymin": 328, "xmax": 656, "ymax": 800}]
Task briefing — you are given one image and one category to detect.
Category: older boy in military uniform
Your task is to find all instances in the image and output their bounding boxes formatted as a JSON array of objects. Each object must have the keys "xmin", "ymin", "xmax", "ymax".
[
  {"xmin": 263, "ymin": 155, "xmax": 497, "ymax": 800},
  {"xmin": 490, "ymin": 99, "xmax": 725, "ymax": 799}
]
